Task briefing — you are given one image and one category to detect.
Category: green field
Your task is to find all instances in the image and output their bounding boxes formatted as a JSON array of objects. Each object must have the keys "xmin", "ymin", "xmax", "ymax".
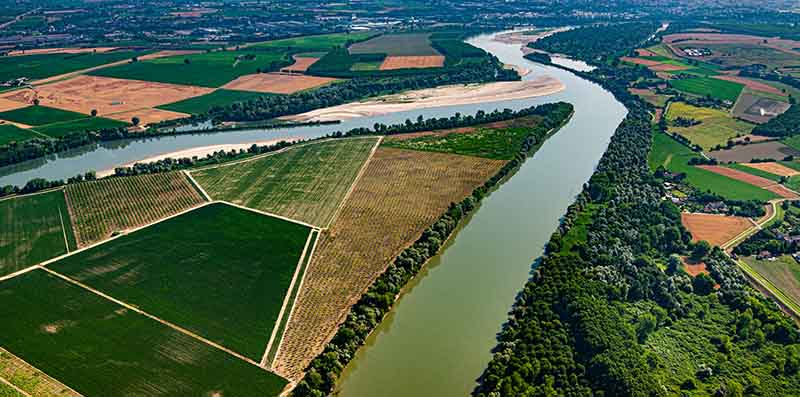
[
  {"xmin": 33, "ymin": 116, "xmax": 128, "ymax": 138},
  {"xmin": 0, "ymin": 106, "xmax": 87, "ymax": 127},
  {"xmin": 728, "ymin": 163, "xmax": 783, "ymax": 182},
  {"xmin": 0, "ymin": 190, "xmax": 76, "ymax": 277},
  {"xmin": 383, "ymin": 116, "xmax": 543, "ymax": 160},
  {"xmin": 649, "ymin": 132, "xmax": 778, "ymax": 201},
  {"xmin": 782, "ymin": 135, "xmax": 800, "ymax": 152},
  {"xmin": 349, "ymin": 33, "xmax": 440, "ymax": 56},
  {"xmin": 669, "ymin": 77, "xmax": 744, "ymax": 103},
  {"xmin": 0, "ymin": 124, "xmax": 41, "ymax": 144},
  {"xmin": 0, "ymin": 269, "xmax": 287, "ymax": 396},
  {"xmin": 350, "ymin": 61, "xmax": 382, "ymax": 71},
  {"xmin": 249, "ymin": 32, "xmax": 375, "ymax": 52},
  {"xmin": 192, "ymin": 138, "xmax": 378, "ymax": 227},
  {"xmin": 51, "ymin": 203, "xmax": 309, "ymax": 360},
  {"xmin": 665, "ymin": 102, "xmax": 754, "ymax": 150},
  {"xmin": 0, "ymin": 51, "xmax": 147, "ymax": 82},
  {"xmin": 158, "ymin": 89, "xmax": 270, "ymax": 114},
  {"xmin": 743, "ymin": 255, "xmax": 800, "ymax": 310},
  {"xmin": 90, "ymin": 50, "xmax": 288, "ymax": 87}
]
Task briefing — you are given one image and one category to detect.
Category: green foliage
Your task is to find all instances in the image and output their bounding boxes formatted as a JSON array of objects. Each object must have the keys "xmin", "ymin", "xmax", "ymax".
[
  {"xmin": 157, "ymin": 89, "xmax": 271, "ymax": 115},
  {"xmin": 33, "ymin": 116, "xmax": 128, "ymax": 138},
  {"xmin": 530, "ymin": 22, "xmax": 660, "ymax": 64},
  {"xmin": 0, "ymin": 51, "xmax": 148, "ymax": 81},
  {"xmin": 669, "ymin": 77, "xmax": 744, "ymax": 103},
  {"xmin": 51, "ymin": 203, "xmax": 310, "ymax": 360},
  {"xmin": 249, "ymin": 32, "xmax": 376, "ymax": 52},
  {"xmin": 0, "ymin": 106, "xmax": 86, "ymax": 126},
  {"xmin": 0, "ymin": 124, "xmax": 39, "ymax": 144},
  {"xmin": 756, "ymin": 104, "xmax": 800, "ymax": 137},
  {"xmin": 0, "ymin": 270, "xmax": 288, "ymax": 396}
]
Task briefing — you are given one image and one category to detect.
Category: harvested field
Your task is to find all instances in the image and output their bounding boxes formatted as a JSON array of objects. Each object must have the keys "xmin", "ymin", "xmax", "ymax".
[
  {"xmin": 709, "ymin": 141, "xmax": 800, "ymax": 163},
  {"xmin": 682, "ymin": 259, "xmax": 709, "ymax": 277},
  {"xmin": 104, "ymin": 108, "xmax": 189, "ymax": 125},
  {"xmin": 0, "ymin": 190, "xmax": 76, "ymax": 277},
  {"xmin": 732, "ymin": 93, "xmax": 791, "ymax": 124},
  {"xmin": 0, "ymin": 98, "xmax": 30, "ymax": 112},
  {"xmin": 192, "ymin": 138, "xmax": 378, "ymax": 227},
  {"xmin": 272, "ymin": 147, "xmax": 505, "ymax": 380},
  {"xmin": 51, "ymin": 203, "xmax": 311, "ymax": 361},
  {"xmin": 379, "ymin": 55, "xmax": 445, "ymax": 70},
  {"xmin": 742, "ymin": 162, "xmax": 800, "ymax": 177},
  {"xmin": 620, "ymin": 57, "xmax": 666, "ymax": 66},
  {"xmin": 697, "ymin": 165, "xmax": 775, "ymax": 187},
  {"xmin": 7, "ymin": 47, "xmax": 117, "ymax": 56},
  {"xmin": 64, "ymin": 172, "xmax": 205, "ymax": 247},
  {"xmin": 0, "ymin": 75, "xmax": 213, "ymax": 117},
  {"xmin": 0, "ymin": 347, "xmax": 79, "ymax": 396},
  {"xmin": 732, "ymin": 134, "xmax": 773, "ymax": 144},
  {"xmin": 764, "ymin": 184, "xmax": 800, "ymax": 199},
  {"xmin": 650, "ymin": 63, "xmax": 690, "ymax": 72},
  {"xmin": 222, "ymin": 73, "xmax": 338, "ymax": 94},
  {"xmin": 636, "ymin": 48, "xmax": 659, "ymax": 57},
  {"xmin": 281, "ymin": 56, "xmax": 320, "ymax": 73},
  {"xmin": 681, "ymin": 212, "xmax": 753, "ymax": 247},
  {"xmin": 715, "ymin": 75, "xmax": 786, "ymax": 96},
  {"xmin": 0, "ymin": 269, "xmax": 288, "ymax": 396}
]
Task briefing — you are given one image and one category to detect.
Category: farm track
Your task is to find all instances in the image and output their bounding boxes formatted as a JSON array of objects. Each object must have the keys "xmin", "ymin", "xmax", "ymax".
[
  {"xmin": 0, "ymin": 347, "xmax": 81, "ymax": 397},
  {"xmin": 271, "ymin": 148, "xmax": 506, "ymax": 381}
]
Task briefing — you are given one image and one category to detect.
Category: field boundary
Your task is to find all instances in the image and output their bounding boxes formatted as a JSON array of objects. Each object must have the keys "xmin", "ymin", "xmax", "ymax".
[
  {"xmin": 0, "ymin": 186, "xmax": 65, "ymax": 203},
  {"xmin": 0, "ymin": 347, "xmax": 83, "ymax": 397},
  {"xmin": 325, "ymin": 136, "xmax": 383, "ymax": 229},
  {"xmin": 0, "ymin": 376, "xmax": 31, "ymax": 397},
  {"xmin": 260, "ymin": 229, "xmax": 318, "ymax": 368},
  {"xmin": 219, "ymin": 201, "xmax": 317, "ymax": 229},
  {"xmin": 183, "ymin": 170, "xmax": 212, "ymax": 201},
  {"xmin": 57, "ymin": 206, "xmax": 70, "ymax": 254}
]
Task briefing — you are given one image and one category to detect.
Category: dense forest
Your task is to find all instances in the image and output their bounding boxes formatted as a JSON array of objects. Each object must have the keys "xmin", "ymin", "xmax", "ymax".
[
  {"xmin": 292, "ymin": 102, "xmax": 575, "ymax": 397},
  {"xmin": 752, "ymin": 105, "xmax": 800, "ymax": 137},
  {"xmin": 529, "ymin": 22, "xmax": 661, "ymax": 65},
  {"xmin": 475, "ymin": 23, "xmax": 800, "ymax": 396}
]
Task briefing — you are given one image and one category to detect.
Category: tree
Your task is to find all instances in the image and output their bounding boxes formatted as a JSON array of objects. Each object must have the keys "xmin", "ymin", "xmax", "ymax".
[
  {"xmin": 33, "ymin": 98, "xmax": 40, "ymax": 106},
  {"xmin": 693, "ymin": 272, "xmax": 715, "ymax": 296},
  {"xmin": 667, "ymin": 254, "xmax": 683, "ymax": 274},
  {"xmin": 91, "ymin": 109, "xmax": 98, "ymax": 117},
  {"xmin": 636, "ymin": 313, "xmax": 657, "ymax": 343},
  {"xmin": 184, "ymin": 58, "xmax": 191, "ymax": 64},
  {"xmin": 691, "ymin": 240, "xmax": 711, "ymax": 261},
  {"xmin": 131, "ymin": 117, "xmax": 140, "ymax": 126}
]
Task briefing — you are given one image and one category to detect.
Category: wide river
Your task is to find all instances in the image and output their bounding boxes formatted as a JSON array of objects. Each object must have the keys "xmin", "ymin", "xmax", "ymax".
[{"xmin": 0, "ymin": 31, "xmax": 626, "ymax": 396}]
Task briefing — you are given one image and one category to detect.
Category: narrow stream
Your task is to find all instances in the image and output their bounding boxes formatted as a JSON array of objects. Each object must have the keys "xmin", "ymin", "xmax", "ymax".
[{"xmin": 333, "ymin": 31, "xmax": 626, "ymax": 397}]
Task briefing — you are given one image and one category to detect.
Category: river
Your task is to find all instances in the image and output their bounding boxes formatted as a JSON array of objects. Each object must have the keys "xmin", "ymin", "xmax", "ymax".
[
  {"xmin": 333, "ymin": 32, "xmax": 626, "ymax": 396},
  {"xmin": 0, "ymin": 30, "xmax": 626, "ymax": 397}
]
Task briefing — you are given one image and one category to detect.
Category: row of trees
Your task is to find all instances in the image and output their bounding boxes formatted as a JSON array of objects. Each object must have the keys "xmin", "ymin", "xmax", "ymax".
[{"xmin": 293, "ymin": 102, "xmax": 575, "ymax": 397}]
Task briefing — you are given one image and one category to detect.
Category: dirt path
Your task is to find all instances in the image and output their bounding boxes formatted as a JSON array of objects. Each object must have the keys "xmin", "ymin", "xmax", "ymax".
[{"xmin": 325, "ymin": 137, "xmax": 382, "ymax": 229}]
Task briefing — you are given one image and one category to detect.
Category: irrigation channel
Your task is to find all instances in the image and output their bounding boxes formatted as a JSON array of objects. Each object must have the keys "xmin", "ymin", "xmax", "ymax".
[{"xmin": 0, "ymin": 31, "xmax": 627, "ymax": 396}]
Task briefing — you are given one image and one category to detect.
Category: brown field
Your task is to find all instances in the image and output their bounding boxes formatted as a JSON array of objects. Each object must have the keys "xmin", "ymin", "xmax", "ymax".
[
  {"xmin": 743, "ymin": 162, "xmax": 800, "ymax": 177},
  {"xmin": 0, "ymin": 98, "xmax": 30, "ymax": 112},
  {"xmin": 715, "ymin": 75, "xmax": 786, "ymax": 96},
  {"xmin": 0, "ymin": 75, "xmax": 212, "ymax": 117},
  {"xmin": 732, "ymin": 93, "xmax": 791, "ymax": 124},
  {"xmin": 709, "ymin": 141, "xmax": 800, "ymax": 163},
  {"xmin": 684, "ymin": 261, "xmax": 709, "ymax": 277},
  {"xmin": 0, "ymin": 347, "xmax": 80, "ymax": 396},
  {"xmin": 636, "ymin": 48, "xmax": 659, "ymax": 57},
  {"xmin": 64, "ymin": 172, "xmax": 205, "ymax": 247},
  {"xmin": 650, "ymin": 63, "xmax": 690, "ymax": 72},
  {"xmin": 764, "ymin": 184, "xmax": 800, "ymax": 199},
  {"xmin": 222, "ymin": 73, "xmax": 338, "ymax": 94},
  {"xmin": 681, "ymin": 212, "xmax": 753, "ymax": 247},
  {"xmin": 105, "ymin": 107, "xmax": 189, "ymax": 125},
  {"xmin": 379, "ymin": 55, "xmax": 445, "ymax": 70},
  {"xmin": 281, "ymin": 56, "xmax": 321, "ymax": 73},
  {"xmin": 384, "ymin": 116, "xmax": 541, "ymax": 142},
  {"xmin": 7, "ymin": 47, "xmax": 118, "ymax": 56},
  {"xmin": 697, "ymin": 165, "xmax": 775, "ymax": 187},
  {"xmin": 663, "ymin": 33, "xmax": 800, "ymax": 50},
  {"xmin": 620, "ymin": 56, "xmax": 663, "ymax": 66},
  {"xmin": 271, "ymin": 147, "xmax": 505, "ymax": 381}
]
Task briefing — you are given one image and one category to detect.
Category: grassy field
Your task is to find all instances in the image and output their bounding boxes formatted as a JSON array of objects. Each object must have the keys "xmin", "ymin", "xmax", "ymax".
[
  {"xmin": 649, "ymin": 132, "xmax": 778, "ymax": 201},
  {"xmin": 249, "ymin": 32, "xmax": 375, "ymax": 52},
  {"xmin": 51, "ymin": 203, "xmax": 310, "ymax": 361},
  {"xmin": 743, "ymin": 255, "xmax": 800, "ymax": 309},
  {"xmin": 0, "ymin": 106, "xmax": 87, "ymax": 126},
  {"xmin": 272, "ymin": 147, "xmax": 505, "ymax": 380},
  {"xmin": 783, "ymin": 135, "xmax": 800, "ymax": 152},
  {"xmin": 157, "ymin": 89, "xmax": 269, "ymax": 114},
  {"xmin": 0, "ymin": 51, "xmax": 146, "ymax": 82},
  {"xmin": 0, "ymin": 190, "xmax": 76, "ymax": 277},
  {"xmin": 192, "ymin": 138, "xmax": 378, "ymax": 227},
  {"xmin": 90, "ymin": 50, "xmax": 288, "ymax": 88},
  {"xmin": 64, "ymin": 172, "xmax": 205, "ymax": 246},
  {"xmin": 670, "ymin": 77, "xmax": 744, "ymax": 103},
  {"xmin": 33, "ymin": 116, "xmax": 128, "ymax": 138},
  {"xmin": 0, "ymin": 269, "xmax": 288, "ymax": 396},
  {"xmin": 349, "ymin": 33, "xmax": 440, "ymax": 56},
  {"xmin": 0, "ymin": 124, "xmax": 40, "ymax": 144},
  {"xmin": 383, "ymin": 116, "xmax": 543, "ymax": 160},
  {"xmin": 665, "ymin": 102, "xmax": 754, "ymax": 150}
]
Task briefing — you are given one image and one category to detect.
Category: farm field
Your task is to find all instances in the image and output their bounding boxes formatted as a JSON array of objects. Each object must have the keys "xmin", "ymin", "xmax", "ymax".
[
  {"xmin": 51, "ymin": 203, "xmax": 311, "ymax": 361},
  {"xmin": 0, "ymin": 124, "xmax": 39, "ymax": 144},
  {"xmin": 733, "ymin": 93, "xmax": 791, "ymax": 124},
  {"xmin": 649, "ymin": 132, "xmax": 778, "ymax": 201},
  {"xmin": 669, "ymin": 76, "xmax": 744, "ymax": 103},
  {"xmin": 629, "ymin": 88, "xmax": 671, "ymax": 107},
  {"xmin": 281, "ymin": 56, "xmax": 321, "ymax": 73},
  {"xmin": 383, "ymin": 115, "xmax": 544, "ymax": 160},
  {"xmin": 741, "ymin": 161, "xmax": 799, "ymax": 177},
  {"xmin": 743, "ymin": 255, "xmax": 800, "ymax": 309},
  {"xmin": 272, "ymin": 147, "xmax": 505, "ymax": 380},
  {"xmin": 728, "ymin": 163, "xmax": 783, "ymax": 181},
  {"xmin": 682, "ymin": 42, "xmax": 800, "ymax": 70},
  {"xmin": 697, "ymin": 165, "xmax": 799, "ymax": 198},
  {"xmin": 379, "ymin": 55, "xmax": 445, "ymax": 70},
  {"xmin": 249, "ymin": 32, "xmax": 375, "ymax": 52},
  {"xmin": 192, "ymin": 138, "xmax": 379, "ymax": 227},
  {"xmin": 0, "ymin": 190, "xmax": 76, "ymax": 277},
  {"xmin": 33, "ymin": 116, "xmax": 129, "ymax": 138},
  {"xmin": 90, "ymin": 50, "xmax": 288, "ymax": 88},
  {"xmin": 64, "ymin": 172, "xmax": 205, "ymax": 246},
  {"xmin": 222, "ymin": 73, "xmax": 338, "ymax": 94},
  {"xmin": 0, "ymin": 347, "xmax": 79, "ymax": 397},
  {"xmin": 104, "ymin": 108, "xmax": 188, "ymax": 125},
  {"xmin": 0, "ymin": 269, "xmax": 288, "ymax": 396},
  {"xmin": 157, "ymin": 89, "xmax": 268, "ymax": 114},
  {"xmin": 349, "ymin": 33, "xmax": 441, "ymax": 56},
  {"xmin": 0, "ymin": 106, "xmax": 86, "ymax": 126},
  {"xmin": 681, "ymin": 212, "xmax": 753, "ymax": 247},
  {"xmin": 665, "ymin": 102, "xmax": 753, "ymax": 150},
  {"xmin": 709, "ymin": 140, "xmax": 800, "ymax": 163},
  {"xmin": 0, "ymin": 50, "xmax": 147, "ymax": 82}
]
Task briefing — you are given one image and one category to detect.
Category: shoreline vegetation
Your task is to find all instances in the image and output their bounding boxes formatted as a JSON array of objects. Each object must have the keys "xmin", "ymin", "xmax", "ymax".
[{"xmin": 291, "ymin": 102, "xmax": 574, "ymax": 396}]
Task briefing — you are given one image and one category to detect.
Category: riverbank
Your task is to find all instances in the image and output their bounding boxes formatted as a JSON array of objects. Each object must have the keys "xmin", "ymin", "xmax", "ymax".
[{"xmin": 281, "ymin": 77, "xmax": 565, "ymax": 122}]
